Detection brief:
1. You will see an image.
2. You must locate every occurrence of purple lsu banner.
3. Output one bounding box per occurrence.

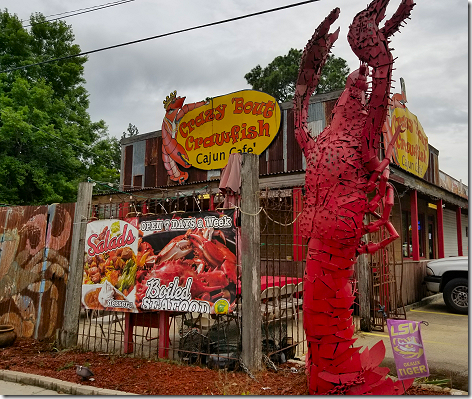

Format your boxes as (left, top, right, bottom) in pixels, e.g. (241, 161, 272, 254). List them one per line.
(387, 319, 430, 380)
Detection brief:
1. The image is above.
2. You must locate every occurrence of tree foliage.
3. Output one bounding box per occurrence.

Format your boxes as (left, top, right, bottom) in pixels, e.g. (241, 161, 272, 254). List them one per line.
(245, 49, 349, 103)
(0, 10, 120, 205)
(121, 123, 139, 139)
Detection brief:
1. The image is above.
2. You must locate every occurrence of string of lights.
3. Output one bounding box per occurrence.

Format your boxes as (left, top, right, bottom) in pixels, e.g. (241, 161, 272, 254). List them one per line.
(87, 177, 211, 202)
(87, 178, 303, 226)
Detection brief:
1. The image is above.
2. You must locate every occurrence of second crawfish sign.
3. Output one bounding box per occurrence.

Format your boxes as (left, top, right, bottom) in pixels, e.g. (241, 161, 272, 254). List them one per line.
(177, 90, 281, 170)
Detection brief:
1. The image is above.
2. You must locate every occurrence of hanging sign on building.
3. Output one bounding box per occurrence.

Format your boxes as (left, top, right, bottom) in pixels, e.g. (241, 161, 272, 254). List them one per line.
(387, 319, 430, 380)
(382, 78, 429, 178)
(81, 210, 237, 315)
(161, 89, 281, 183)
(177, 90, 281, 170)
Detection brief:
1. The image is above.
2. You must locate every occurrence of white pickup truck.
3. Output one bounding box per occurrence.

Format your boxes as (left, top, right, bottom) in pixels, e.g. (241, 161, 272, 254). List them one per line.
(424, 256, 468, 314)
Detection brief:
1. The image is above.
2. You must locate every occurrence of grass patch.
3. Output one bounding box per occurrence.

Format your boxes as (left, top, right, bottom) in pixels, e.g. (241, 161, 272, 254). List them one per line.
(57, 361, 75, 371)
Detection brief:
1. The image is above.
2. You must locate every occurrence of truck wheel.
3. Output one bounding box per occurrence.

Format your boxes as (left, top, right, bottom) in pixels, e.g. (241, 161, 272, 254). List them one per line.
(443, 278, 468, 314)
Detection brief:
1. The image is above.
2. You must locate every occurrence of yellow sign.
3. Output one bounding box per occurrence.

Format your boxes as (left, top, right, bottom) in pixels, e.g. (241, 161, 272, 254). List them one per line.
(390, 107, 429, 178)
(176, 90, 281, 170)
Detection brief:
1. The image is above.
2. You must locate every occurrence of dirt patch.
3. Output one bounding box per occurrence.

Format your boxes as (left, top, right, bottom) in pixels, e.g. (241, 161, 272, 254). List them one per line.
(0, 338, 448, 395)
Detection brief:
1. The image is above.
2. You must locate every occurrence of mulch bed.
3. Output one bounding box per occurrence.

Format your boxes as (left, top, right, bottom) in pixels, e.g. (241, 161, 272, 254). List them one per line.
(0, 338, 449, 395)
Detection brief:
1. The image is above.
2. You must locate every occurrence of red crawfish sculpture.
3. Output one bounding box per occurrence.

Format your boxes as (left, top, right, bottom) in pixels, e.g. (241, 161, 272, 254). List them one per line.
(293, 0, 415, 394)
(162, 91, 206, 183)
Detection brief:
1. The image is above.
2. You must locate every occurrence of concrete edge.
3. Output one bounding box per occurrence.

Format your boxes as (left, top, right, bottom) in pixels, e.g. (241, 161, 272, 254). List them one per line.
(403, 293, 443, 312)
(382, 375, 468, 395)
(0, 369, 138, 395)
(414, 383, 468, 396)
(2, 366, 466, 395)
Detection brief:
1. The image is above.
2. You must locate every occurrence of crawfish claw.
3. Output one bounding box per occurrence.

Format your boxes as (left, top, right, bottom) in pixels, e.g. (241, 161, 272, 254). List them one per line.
(381, 0, 415, 38)
(348, 0, 415, 66)
(296, 8, 340, 99)
(313, 7, 340, 41)
(301, 8, 340, 69)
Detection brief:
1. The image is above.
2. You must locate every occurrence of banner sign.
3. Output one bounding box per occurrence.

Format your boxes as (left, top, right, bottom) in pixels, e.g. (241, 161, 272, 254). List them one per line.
(82, 210, 237, 315)
(382, 82, 429, 178)
(387, 319, 430, 380)
(177, 90, 281, 170)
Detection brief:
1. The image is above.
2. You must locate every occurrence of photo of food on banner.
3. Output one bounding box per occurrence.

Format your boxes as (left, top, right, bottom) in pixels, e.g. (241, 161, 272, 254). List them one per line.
(134, 209, 238, 315)
(82, 219, 140, 312)
(81, 210, 238, 315)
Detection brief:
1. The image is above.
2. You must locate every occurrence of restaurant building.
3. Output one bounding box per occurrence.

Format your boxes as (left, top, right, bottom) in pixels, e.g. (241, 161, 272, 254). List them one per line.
(92, 89, 468, 313)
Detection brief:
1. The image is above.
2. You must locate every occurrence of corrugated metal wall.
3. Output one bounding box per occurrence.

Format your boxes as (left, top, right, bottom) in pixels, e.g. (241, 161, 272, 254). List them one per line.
(443, 209, 459, 257)
(461, 213, 468, 255)
(0, 203, 75, 340)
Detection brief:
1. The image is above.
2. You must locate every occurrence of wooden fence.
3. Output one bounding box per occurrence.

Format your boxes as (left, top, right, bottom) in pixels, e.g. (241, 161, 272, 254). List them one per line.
(394, 260, 430, 305)
(0, 203, 75, 339)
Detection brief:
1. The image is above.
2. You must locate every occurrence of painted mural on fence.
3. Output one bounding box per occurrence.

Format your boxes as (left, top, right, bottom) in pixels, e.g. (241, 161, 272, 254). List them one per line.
(0, 204, 74, 339)
(161, 89, 281, 183)
(387, 319, 430, 380)
(82, 210, 237, 314)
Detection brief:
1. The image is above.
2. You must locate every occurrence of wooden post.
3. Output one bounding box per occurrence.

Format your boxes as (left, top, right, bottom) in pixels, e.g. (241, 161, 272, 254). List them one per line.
(358, 252, 371, 331)
(57, 182, 93, 348)
(240, 153, 262, 372)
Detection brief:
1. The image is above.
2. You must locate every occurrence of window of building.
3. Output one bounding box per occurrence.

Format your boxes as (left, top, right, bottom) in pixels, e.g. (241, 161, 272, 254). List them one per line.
(428, 215, 436, 259)
(402, 211, 425, 258)
(418, 213, 425, 257)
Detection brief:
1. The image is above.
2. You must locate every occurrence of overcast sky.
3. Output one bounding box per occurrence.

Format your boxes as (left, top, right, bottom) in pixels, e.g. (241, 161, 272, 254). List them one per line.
(3, 0, 469, 184)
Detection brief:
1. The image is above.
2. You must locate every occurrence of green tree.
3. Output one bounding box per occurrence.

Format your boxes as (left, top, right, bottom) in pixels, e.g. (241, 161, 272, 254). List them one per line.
(0, 10, 120, 205)
(121, 123, 139, 139)
(245, 49, 349, 103)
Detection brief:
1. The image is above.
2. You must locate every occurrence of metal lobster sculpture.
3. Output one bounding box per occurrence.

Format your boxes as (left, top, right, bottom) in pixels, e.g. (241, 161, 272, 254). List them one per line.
(293, 0, 415, 394)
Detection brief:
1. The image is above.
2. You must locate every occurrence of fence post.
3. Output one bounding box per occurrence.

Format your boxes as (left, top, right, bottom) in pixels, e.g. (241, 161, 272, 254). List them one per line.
(240, 153, 262, 371)
(57, 182, 93, 348)
(358, 253, 372, 331)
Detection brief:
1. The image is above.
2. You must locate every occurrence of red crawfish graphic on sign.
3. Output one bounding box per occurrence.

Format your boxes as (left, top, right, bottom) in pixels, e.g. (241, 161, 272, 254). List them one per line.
(161, 89, 281, 183)
(387, 319, 430, 380)
(82, 210, 237, 315)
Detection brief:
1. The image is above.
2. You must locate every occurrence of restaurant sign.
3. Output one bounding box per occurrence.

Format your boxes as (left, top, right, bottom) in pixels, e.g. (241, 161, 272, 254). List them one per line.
(82, 210, 237, 315)
(382, 80, 429, 178)
(177, 90, 281, 170)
